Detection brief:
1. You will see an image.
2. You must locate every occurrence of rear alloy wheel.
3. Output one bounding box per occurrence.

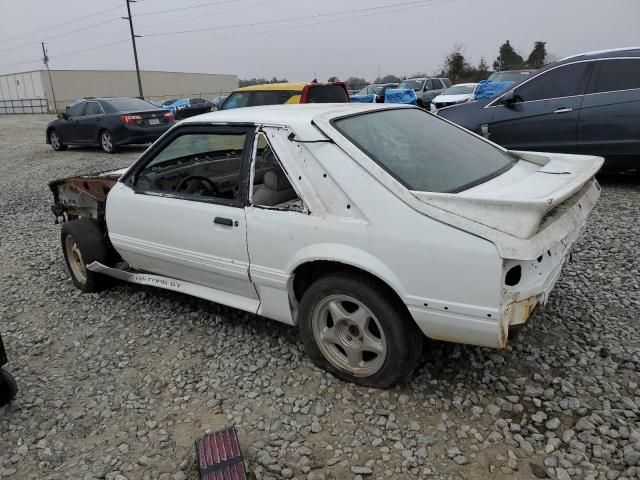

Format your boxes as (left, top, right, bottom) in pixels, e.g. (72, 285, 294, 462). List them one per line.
(299, 273, 423, 388)
(49, 130, 67, 151)
(100, 130, 117, 154)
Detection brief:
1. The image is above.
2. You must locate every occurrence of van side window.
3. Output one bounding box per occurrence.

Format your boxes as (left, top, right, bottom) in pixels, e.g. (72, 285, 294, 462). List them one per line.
(593, 59, 640, 93)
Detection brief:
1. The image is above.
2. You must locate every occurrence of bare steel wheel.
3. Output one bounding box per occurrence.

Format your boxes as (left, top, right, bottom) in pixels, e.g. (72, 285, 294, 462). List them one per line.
(65, 235, 87, 284)
(312, 294, 387, 377)
(299, 272, 423, 388)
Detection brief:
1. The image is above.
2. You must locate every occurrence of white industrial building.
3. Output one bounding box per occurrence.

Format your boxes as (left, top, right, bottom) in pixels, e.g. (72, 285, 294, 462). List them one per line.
(0, 69, 238, 114)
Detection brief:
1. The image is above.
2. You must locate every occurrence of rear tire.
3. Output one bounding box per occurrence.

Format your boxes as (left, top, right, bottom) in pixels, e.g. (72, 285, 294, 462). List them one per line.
(61, 219, 112, 292)
(99, 130, 117, 154)
(299, 273, 423, 389)
(49, 130, 67, 151)
(0, 368, 17, 407)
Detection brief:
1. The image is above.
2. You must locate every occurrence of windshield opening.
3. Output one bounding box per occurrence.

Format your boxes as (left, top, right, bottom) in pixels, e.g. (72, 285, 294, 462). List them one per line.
(332, 108, 515, 193)
(443, 84, 475, 95)
(397, 80, 424, 91)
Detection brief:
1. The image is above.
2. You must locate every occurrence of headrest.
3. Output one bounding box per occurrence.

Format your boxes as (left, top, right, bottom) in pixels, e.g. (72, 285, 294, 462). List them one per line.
(264, 171, 292, 192)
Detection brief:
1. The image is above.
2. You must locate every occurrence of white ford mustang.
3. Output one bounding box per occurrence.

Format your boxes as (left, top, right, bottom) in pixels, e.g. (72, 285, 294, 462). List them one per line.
(49, 103, 602, 388)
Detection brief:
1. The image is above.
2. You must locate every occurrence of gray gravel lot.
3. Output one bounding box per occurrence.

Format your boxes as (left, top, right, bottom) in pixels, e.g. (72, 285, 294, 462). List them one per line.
(0, 114, 639, 480)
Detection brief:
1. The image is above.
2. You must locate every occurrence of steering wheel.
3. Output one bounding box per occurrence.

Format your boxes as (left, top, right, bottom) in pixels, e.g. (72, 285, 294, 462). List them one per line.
(175, 175, 219, 196)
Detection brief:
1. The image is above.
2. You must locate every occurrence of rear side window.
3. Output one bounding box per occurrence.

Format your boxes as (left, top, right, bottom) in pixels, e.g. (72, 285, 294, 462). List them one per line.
(84, 102, 103, 115)
(333, 108, 514, 193)
(515, 62, 592, 102)
(251, 90, 299, 106)
(305, 85, 349, 103)
(593, 59, 640, 93)
(429, 79, 443, 89)
(221, 92, 251, 110)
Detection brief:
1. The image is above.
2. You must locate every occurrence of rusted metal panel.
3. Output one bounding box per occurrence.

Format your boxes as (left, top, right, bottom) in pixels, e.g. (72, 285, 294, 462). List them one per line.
(49, 170, 123, 221)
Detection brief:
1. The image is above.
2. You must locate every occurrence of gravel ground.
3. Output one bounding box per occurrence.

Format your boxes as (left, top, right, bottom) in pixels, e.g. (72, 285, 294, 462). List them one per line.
(0, 114, 639, 480)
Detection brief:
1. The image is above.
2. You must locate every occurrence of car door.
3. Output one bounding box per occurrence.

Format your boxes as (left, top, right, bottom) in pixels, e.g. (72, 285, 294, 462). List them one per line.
(487, 61, 594, 152)
(60, 100, 87, 143)
(423, 79, 442, 104)
(577, 58, 640, 162)
(106, 124, 258, 301)
(75, 101, 104, 143)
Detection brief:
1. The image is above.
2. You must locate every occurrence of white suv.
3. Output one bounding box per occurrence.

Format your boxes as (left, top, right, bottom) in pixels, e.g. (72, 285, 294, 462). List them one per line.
(50, 104, 602, 388)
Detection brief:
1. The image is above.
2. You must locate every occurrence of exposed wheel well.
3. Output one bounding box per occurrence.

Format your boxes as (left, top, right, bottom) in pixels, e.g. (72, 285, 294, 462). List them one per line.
(292, 260, 407, 313)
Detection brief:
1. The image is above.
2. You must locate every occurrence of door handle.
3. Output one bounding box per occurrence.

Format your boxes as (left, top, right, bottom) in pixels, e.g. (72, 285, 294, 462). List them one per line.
(553, 107, 573, 114)
(214, 217, 233, 227)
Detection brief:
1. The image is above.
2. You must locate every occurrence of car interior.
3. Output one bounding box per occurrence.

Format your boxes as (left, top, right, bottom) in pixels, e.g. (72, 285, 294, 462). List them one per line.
(135, 132, 302, 209)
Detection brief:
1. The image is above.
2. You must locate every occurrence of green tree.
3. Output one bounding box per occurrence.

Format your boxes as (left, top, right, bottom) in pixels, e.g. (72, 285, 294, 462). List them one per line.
(345, 76, 368, 90)
(493, 40, 524, 70)
(374, 74, 402, 84)
(526, 41, 547, 69)
(443, 45, 471, 82)
(238, 77, 288, 87)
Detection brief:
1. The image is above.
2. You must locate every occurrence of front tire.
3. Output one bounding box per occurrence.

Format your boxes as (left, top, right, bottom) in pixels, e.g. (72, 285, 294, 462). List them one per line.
(49, 130, 67, 151)
(0, 368, 17, 407)
(299, 273, 423, 389)
(61, 219, 112, 292)
(99, 130, 117, 154)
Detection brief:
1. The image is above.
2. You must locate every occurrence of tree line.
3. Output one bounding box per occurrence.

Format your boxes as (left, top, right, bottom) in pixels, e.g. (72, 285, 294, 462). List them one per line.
(239, 41, 549, 90)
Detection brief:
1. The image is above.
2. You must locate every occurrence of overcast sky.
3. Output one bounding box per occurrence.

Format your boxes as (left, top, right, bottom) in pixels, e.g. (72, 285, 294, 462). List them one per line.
(1, 0, 639, 81)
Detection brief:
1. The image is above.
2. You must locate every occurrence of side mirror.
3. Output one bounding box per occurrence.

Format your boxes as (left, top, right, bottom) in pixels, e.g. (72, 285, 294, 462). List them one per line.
(57, 112, 68, 120)
(501, 90, 519, 106)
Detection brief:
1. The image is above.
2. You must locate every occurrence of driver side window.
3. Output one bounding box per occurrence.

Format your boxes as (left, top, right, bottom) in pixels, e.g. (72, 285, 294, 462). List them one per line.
(135, 130, 248, 204)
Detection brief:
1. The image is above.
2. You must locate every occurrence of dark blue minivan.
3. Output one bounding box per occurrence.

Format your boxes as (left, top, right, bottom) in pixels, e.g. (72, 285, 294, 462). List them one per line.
(438, 48, 640, 172)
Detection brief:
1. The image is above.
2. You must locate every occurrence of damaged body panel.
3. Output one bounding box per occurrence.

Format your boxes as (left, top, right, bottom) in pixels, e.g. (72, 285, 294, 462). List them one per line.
(50, 104, 602, 386)
(49, 169, 126, 222)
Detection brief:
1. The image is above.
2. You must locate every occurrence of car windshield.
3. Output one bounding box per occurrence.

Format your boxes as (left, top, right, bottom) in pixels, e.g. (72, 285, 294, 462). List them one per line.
(107, 98, 158, 111)
(332, 108, 515, 193)
(443, 84, 475, 95)
(397, 80, 424, 91)
(190, 98, 205, 104)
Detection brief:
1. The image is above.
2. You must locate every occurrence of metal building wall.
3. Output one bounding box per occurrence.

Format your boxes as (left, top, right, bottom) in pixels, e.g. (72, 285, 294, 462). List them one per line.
(0, 71, 47, 113)
(0, 70, 238, 113)
(44, 70, 238, 112)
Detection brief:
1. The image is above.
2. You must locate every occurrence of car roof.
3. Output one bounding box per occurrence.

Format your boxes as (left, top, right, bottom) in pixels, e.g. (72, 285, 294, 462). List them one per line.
(234, 82, 344, 92)
(448, 82, 477, 87)
(181, 103, 408, 137)
(558, 46, 640, 62)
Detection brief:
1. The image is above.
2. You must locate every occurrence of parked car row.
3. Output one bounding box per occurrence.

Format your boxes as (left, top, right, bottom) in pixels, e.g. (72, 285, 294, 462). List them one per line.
(438, 47, 640, 171)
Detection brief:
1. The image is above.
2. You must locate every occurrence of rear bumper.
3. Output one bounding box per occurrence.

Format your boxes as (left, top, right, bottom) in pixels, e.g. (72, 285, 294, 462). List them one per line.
(113, 124, 171, 146)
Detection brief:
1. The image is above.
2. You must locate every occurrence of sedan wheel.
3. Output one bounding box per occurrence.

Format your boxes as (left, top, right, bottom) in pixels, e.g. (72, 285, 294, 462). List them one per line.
(64, 235, 88, 285)
(49, 130, 67, 151)
(100, 131, 116, 154)
(312, 294, 387, 377)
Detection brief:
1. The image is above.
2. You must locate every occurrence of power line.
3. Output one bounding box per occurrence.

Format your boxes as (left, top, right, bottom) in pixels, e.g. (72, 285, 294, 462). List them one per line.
(0, 39, 130, 70)
(0, 19, 121, 54)
(141, 0, 436, 37)
(137, 0, 285, 30)
(135, 0, 243, 17)
(0, 5, 123, 45)
(139, 0, 454, 52)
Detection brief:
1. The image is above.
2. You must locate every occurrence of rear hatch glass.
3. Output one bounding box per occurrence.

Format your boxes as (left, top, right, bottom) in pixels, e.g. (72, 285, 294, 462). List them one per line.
(306, 85, 349, 103)
(332, 108, 515, 193)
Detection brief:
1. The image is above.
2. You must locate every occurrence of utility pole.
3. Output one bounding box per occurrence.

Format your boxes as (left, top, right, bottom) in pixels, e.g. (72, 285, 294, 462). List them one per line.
(41, 42, 58, 113)
(123, 0, 144, 98)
